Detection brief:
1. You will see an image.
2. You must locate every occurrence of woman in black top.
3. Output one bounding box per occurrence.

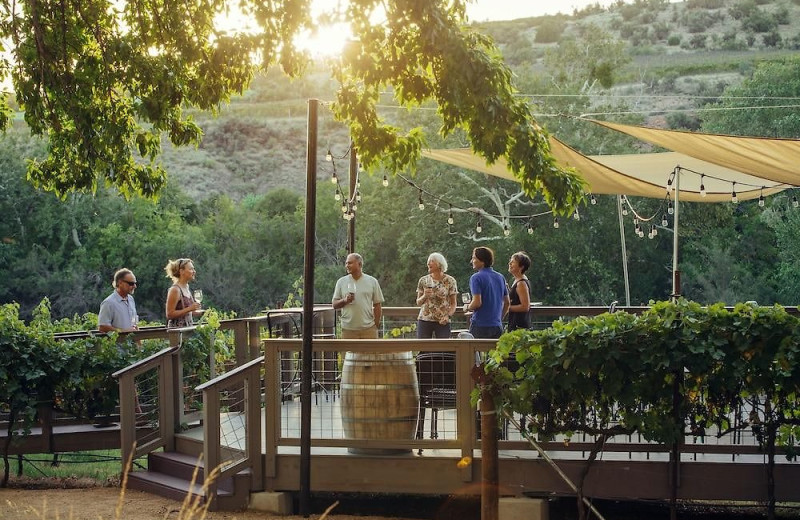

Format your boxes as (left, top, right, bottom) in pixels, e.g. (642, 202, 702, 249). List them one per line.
(506, 251, 532, 331)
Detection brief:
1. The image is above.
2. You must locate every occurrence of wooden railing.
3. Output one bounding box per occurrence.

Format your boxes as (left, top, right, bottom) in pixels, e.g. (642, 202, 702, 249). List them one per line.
(196, 355, 265, 496)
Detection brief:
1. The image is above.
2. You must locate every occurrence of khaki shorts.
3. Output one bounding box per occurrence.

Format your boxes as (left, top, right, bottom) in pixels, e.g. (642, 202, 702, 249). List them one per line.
(341, 326, 379, 339)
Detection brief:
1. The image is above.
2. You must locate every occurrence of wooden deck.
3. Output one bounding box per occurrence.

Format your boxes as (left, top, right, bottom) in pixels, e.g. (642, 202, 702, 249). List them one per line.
(8, 306, 800, 509)
(163, 396, 800, 503)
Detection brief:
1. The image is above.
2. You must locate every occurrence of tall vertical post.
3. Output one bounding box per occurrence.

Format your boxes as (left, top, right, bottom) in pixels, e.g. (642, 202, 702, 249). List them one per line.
(300, 98, 318, 516)
(616, 195, 631, 307)
(348, 142, 357, 254)
(672, 168, 681, 300)
(480, 389, 499, 520)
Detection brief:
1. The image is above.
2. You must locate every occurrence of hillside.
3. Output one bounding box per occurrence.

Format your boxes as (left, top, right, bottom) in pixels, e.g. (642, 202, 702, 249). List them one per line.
(159, 0, 800, 201)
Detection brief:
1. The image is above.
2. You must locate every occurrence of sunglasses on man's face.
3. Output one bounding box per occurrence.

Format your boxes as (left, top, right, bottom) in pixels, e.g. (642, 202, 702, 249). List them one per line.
(122, 280, 138, 286)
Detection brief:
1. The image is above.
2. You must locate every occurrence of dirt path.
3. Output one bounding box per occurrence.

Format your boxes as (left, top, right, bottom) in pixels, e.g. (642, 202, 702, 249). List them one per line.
(0, 486, 422, 520)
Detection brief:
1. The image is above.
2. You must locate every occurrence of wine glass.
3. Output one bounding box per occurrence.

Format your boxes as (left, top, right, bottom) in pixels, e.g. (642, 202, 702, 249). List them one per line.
(346, 282, 356, 298)
(193, 289, 203, 303)
(461, 292, 472, 305)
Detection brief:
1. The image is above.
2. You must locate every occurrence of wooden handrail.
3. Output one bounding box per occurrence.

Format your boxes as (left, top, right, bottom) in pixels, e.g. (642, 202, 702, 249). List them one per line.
(197, 355, 265, 497)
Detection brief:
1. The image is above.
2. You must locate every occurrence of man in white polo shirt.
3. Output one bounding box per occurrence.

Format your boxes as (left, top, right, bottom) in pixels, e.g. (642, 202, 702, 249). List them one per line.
(98, 268, 139, 333)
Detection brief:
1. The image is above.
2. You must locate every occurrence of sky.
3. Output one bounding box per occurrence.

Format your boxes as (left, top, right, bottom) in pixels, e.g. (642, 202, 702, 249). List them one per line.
(465, 0, 615, 21)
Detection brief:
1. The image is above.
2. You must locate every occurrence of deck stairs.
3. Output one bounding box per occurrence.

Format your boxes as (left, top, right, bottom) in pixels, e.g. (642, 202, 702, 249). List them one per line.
(126, 428, 252, 511)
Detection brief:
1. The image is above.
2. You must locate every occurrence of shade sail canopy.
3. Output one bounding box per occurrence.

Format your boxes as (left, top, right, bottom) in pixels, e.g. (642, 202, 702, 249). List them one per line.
(422, 135, 787, 202)
(589, 119, 800, 186)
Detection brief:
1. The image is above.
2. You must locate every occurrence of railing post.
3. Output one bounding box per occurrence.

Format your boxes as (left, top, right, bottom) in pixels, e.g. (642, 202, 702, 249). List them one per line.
(169, 330, 185, 430)
(118, 373, 137, 465)
(456, 341, 476, 482)
(247, 364, 264, 491)
(161, 351, 176, 451)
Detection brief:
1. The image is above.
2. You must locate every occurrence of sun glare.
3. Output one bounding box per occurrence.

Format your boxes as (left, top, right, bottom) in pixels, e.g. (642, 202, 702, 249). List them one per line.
(294, 22, 352, 58)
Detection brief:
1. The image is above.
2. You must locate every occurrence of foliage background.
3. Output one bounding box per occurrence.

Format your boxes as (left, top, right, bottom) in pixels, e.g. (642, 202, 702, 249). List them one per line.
(1, 0, 800, 321)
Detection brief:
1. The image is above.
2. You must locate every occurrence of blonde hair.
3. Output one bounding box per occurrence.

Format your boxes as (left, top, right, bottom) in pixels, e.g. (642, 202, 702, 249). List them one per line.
(164, 258, 192, 282)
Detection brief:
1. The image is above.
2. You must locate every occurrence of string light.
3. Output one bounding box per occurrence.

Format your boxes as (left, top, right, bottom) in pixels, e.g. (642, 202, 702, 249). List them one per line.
(666, 172, 674, 193)
(340, 201, 348, 213)
(476, 216, 482, 234)
(700, 175, 706, 197)
(553, 218, 559, 229)
(758, 187, 765, 207)
(334, 188, 341, 201)
(667, 201, 674, 215)
(325, 150, 332, 162)
(503, 223, 510, 236)
(648, 225, 655, 239)
(731, 182, 738, 204)
(356, 190, 362, 203)
(418, 189, 425, 210)
(331, 170, 338, 184)
(573, 209, 580, 221)
(794, 193, 799, 208)
(382, 174, 389, 187)
(527, 221, 534, 235)
(621, 198, 629, 216)
(447, 205, 454, 225)
(590, 194, 597, 205)
(662, 215, 668, 227)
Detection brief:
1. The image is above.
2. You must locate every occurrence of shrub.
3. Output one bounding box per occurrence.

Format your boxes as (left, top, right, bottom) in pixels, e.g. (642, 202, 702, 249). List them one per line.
(763, 31, 783, 47)
(534, 19, 566, 43)
(667, 34, 682, 45)
(741, 9, 778, 32)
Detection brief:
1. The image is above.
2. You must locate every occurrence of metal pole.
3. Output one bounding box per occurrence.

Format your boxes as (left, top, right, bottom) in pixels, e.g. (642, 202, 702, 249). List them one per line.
(300, 98, 318, 516)
(617, 195, 631, 307)
(348, 142, 357, 254)
(480, 391, 499, 520)
(672, 168, 681, 299)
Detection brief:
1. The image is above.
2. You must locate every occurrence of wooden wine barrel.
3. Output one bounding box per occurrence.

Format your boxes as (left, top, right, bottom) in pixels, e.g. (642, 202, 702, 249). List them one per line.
(340, 351, 420, 454)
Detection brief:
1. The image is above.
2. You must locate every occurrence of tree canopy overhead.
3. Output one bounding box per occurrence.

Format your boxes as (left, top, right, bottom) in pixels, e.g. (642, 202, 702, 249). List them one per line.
(0, 0, 584, 213)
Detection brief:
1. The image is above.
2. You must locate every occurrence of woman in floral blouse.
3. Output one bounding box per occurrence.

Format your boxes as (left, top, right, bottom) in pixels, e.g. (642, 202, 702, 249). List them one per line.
(415, 252, 458, 338)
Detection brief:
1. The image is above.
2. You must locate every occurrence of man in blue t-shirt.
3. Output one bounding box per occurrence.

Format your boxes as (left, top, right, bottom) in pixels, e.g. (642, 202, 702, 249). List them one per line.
(463, 246, 510, 339)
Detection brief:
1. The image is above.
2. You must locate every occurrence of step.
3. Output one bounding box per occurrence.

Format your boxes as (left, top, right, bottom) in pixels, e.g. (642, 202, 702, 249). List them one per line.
(148, 451, 250, 493)
(127, 470, 211, 503)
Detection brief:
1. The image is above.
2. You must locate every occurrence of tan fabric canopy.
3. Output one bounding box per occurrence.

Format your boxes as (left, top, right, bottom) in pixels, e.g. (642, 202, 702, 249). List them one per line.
(589, 119, 800, 187)
(422, 135, 787, 202)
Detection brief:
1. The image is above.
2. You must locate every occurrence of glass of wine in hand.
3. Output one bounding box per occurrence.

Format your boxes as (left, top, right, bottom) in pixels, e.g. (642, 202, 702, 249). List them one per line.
(461, 292, 472, 305)
(193, 290, 203, 304)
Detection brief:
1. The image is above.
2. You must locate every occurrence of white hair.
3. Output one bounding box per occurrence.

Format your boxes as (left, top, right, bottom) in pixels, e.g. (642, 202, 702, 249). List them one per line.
(427, 252, 448, 273)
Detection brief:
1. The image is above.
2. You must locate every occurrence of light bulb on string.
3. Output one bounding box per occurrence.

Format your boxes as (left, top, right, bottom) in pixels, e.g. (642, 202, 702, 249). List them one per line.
(666, 176, 673, 193)
(476, 216, 482, 234)
(418, 190, 425, 210)
(356, 190, 362, 203)
(662, 215, 668, 227)
(503, 223, 510, 237)
(331, 171, 338, 184)
(648, 225, 655, 239)
(341, 201, 348, 213)
(667, 201, 674, 215)
(652, 225, 658, 237)
(325, 150, 332, 162)
(334, 188, 341, 201)
(382, 174, 389, 187)
(758, 187, 765, 207)
(590, 194, 597, 205)
(352, 201, 358, 212)
(699, 175, 706, 197)
(553, 218, 559, 229)
(731, 182, 738, 204)
(527, 221, 534, 235)
(573, 209, 580, 221)
(621, 198, 629, 216)
(447, 206, 454, 225)
(793, 193, 799, 208)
